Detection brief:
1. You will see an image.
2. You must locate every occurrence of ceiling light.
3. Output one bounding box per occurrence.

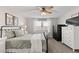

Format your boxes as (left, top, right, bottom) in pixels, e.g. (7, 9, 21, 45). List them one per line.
(40, 6, 53, 15)
(41, 12, 47, 15)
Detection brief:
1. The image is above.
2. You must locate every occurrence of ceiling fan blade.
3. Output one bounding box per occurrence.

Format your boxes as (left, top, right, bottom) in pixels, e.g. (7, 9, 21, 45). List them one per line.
(27, 6, 56, 15)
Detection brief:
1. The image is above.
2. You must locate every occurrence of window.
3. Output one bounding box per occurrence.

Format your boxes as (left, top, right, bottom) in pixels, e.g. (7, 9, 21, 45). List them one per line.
(33, 20, 51, 33)
(34, 21, 41, 26)
(43, 20, 50, 26)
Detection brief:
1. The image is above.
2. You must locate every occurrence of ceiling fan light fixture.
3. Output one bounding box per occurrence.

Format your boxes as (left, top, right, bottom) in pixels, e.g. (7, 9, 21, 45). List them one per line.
(41, 12, 47, 15)
(40, 6, 54, 15)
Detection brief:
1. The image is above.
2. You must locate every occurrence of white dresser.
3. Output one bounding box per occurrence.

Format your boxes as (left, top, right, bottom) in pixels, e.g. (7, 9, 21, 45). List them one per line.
(62, 25, 79, 52)
(0, 38, 6, 53)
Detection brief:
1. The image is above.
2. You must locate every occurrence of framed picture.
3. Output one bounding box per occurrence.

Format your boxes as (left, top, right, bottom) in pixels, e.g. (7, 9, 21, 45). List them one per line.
(14, 16, 18, 26)
(5, 13, 14, 25)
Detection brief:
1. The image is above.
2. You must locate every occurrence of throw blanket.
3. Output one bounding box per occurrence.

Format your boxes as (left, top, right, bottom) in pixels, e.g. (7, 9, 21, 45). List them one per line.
(6, 40, 31, 49)
(31, 40, 42, 53)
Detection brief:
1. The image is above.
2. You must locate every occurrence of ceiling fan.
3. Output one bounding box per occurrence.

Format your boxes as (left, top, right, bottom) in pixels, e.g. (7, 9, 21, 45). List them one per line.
(36, 6, 54, 15)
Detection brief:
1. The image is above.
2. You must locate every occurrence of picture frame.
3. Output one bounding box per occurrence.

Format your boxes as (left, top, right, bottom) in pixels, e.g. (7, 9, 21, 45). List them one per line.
(5, 13, 14, 25)
(14, 16, 18, 26)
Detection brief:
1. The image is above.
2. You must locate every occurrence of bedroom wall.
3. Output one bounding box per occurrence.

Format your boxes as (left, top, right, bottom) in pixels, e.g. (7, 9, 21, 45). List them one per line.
(49, 18, 57, 37)
(0, 11, 26, 27)
(0, 12, 5, 26)
(57, 7, 79, 24)
(25, 18, 33, 33)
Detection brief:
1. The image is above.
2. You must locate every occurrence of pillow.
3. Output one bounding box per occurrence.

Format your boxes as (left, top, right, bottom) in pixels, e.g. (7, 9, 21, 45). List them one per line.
(2, 30, 7, 38)
(5, 31, 15, 39)
(14, 30, 24, 37)
(12, 31, 16, 37)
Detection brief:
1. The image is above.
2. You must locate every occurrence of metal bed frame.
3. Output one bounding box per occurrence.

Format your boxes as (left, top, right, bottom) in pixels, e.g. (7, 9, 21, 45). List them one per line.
(43, 32, 48, 53)
(0, 25, 21, 38)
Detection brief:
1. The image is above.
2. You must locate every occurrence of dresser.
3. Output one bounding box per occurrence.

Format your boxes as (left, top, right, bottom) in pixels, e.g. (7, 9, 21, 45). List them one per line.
(53, 24, 66, 41)
(62, 25, 79, 52)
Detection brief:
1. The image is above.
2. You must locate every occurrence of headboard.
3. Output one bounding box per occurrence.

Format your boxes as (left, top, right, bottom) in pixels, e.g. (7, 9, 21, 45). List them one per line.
(0, 25, 21, 38)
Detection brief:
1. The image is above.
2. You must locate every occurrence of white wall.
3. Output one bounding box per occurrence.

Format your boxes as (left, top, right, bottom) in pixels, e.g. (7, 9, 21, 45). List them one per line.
(0, 10, 26, 27)
(0, 12, 5, 26)
(58, 7, 79, 24)
(49, 18, 57, 37)
(25, 18, 33, 33)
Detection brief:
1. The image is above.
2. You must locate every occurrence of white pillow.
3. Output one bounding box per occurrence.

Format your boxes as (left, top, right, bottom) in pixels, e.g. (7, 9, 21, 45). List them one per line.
(2, 31, 6, 38)
(14, 30, 24, 37)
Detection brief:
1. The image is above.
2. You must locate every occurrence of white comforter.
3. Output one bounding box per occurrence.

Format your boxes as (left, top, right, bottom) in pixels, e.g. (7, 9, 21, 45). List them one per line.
(30, 34, 45, 53)
(7, 33, 45, 40)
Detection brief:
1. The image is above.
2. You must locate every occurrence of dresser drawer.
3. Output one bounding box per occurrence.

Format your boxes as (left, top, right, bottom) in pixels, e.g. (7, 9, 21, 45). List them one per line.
(64, 39, 73, 48)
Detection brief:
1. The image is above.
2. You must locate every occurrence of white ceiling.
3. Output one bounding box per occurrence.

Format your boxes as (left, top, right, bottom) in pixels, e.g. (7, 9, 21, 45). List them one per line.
(0, 6, 78, 18)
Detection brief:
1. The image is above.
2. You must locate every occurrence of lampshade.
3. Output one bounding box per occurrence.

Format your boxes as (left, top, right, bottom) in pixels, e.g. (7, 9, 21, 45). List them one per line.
(21, 25, 27, 31)
(41, 12, 47, 15)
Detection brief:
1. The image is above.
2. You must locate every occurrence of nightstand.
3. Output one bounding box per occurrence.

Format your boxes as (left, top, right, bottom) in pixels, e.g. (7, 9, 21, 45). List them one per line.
(0, 38, 6, 53)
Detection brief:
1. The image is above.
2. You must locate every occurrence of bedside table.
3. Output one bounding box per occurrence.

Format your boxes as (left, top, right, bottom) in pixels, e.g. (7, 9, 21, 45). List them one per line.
(0, 38, 6, 53)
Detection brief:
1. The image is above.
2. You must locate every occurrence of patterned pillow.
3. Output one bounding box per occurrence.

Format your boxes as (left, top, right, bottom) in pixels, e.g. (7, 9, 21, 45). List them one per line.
(5, 31, 15, 39)
(12, 31, 16, 37)
(14, 30, 24, 37)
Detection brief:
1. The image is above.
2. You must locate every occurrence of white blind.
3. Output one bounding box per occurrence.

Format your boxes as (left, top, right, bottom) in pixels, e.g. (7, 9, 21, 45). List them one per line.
(34, 21, 41, 26)
(43, 20, 50, 26)
(33, 20, 51, 33)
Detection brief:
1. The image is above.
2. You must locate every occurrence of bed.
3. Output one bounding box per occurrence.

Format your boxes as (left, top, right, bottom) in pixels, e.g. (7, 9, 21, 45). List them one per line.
(0, 26, 48, 53)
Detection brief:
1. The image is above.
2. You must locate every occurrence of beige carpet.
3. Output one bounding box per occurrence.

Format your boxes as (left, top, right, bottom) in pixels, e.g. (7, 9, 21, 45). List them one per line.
(48, 38, 79, 53)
